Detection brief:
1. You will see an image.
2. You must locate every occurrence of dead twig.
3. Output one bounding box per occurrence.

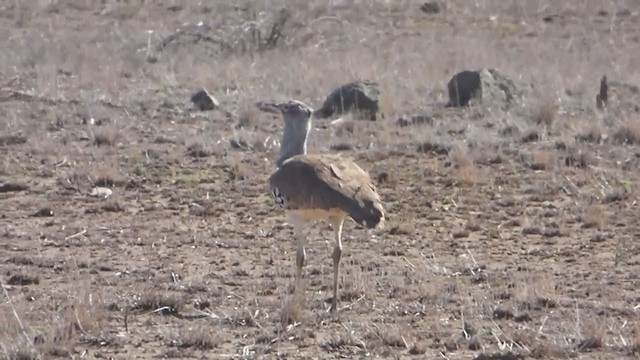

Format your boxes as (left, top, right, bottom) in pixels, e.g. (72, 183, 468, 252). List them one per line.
(65, 229, 87, 241)
(1, 278, 34, 347)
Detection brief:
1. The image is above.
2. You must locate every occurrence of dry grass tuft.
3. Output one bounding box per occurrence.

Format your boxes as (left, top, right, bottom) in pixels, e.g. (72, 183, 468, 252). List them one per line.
(631, 328, 640, 353)
(280, 293, 305, 326)
(236, 107, 262, 129)
(529, 150, 555, 171)
(416, 140, 450, 155)
(612, 120, 640, 144)
(170, 326, 220, 350)
(576, 123, 604, 143)
(365, 326, 408, 351)
(580, 205, 608, 229)
(101, 198, 125, 213)
(132, 290, 184, 315)
(565, 150, 597, 168)
(1, 282, 111, 358)
(449, 145, 480, 185)
(92, 126, 119, 147)
(388, 222, 413, 235)
(321, 323, 367, 356)
(531, 97, 558, 127)
(186, 140, 215, 158)
(576, 321, 606, 352)
(456, 164, 480, 185)
(338, 266, 370, 305)
(520, 128, 541, 143)
(91, 164, 124, 188)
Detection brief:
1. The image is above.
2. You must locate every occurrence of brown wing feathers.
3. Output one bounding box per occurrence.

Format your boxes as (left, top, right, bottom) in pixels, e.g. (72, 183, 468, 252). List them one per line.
(270, 154, 384, 229)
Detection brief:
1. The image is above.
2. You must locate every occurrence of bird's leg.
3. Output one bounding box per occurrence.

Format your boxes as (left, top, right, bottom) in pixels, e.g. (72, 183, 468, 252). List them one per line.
(292, 218, 306, 293)
(328, 216, 344, 313)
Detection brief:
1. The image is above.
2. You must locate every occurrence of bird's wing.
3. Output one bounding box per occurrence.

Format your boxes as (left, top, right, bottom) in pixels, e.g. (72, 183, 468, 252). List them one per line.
(269, 154, 384, 228)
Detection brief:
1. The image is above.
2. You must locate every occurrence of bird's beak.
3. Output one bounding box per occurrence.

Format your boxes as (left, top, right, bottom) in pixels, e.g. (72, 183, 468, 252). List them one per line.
(255, 101, 281, 114)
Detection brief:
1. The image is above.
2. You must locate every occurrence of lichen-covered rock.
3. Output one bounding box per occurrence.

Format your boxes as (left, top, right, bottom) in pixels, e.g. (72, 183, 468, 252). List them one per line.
(314, 80, 382, 121)
(446, 69, 516, 107)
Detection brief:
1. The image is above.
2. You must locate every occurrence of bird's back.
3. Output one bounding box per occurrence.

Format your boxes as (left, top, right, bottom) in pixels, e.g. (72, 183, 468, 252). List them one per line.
(269, 154, 384, 229)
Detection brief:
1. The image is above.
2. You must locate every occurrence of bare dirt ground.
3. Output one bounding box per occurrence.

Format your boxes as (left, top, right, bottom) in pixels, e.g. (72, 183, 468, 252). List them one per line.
(1, 1, 640, 359)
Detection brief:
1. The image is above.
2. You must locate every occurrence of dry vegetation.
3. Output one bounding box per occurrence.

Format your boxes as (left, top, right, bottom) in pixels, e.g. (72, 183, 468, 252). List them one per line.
(1, 1, 640, 359)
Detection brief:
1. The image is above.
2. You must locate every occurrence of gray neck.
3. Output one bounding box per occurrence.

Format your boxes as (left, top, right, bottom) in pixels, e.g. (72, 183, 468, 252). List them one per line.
(276, 120, 311, 168)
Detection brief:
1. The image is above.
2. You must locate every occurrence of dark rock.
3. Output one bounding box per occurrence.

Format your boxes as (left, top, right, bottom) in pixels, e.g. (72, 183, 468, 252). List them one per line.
(0, 182, 28, 193)
(32, 207, 54, 217)
(421, 2, 440, 14)
(191, 89, 219, 111)
(314, 80, 382, 121)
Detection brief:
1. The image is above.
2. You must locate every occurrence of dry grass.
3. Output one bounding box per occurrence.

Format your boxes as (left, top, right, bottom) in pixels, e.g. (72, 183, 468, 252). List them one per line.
(92, 126, 120, 147)
(612, 119, 640, 144)
(529, 149, 555, 171)
(580, 204, 609, 229)
(1, 0, 640, 359)
(531, 96, 558, 128)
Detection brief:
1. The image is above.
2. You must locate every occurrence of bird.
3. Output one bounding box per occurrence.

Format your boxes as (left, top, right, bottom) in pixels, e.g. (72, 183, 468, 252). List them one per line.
(268, 100, 385, 313)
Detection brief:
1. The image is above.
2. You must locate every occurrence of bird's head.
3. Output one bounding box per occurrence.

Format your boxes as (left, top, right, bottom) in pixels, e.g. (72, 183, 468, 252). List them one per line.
(277, 100, 313, 121)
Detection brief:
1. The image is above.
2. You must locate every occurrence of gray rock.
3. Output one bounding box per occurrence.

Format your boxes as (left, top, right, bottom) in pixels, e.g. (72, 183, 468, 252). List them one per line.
(421, 2, 441, 14)
(446, 69, 516, 107)
(314, 80, 382, 121)
(191, 89, 219, 111)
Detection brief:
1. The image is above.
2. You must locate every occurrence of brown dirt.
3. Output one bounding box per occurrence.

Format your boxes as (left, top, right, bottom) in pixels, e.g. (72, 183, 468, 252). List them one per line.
(1, 1, 640, 359)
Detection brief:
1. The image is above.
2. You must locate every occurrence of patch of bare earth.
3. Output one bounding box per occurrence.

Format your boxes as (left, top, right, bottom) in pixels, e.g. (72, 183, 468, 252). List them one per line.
(1, 1, 640, 359)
